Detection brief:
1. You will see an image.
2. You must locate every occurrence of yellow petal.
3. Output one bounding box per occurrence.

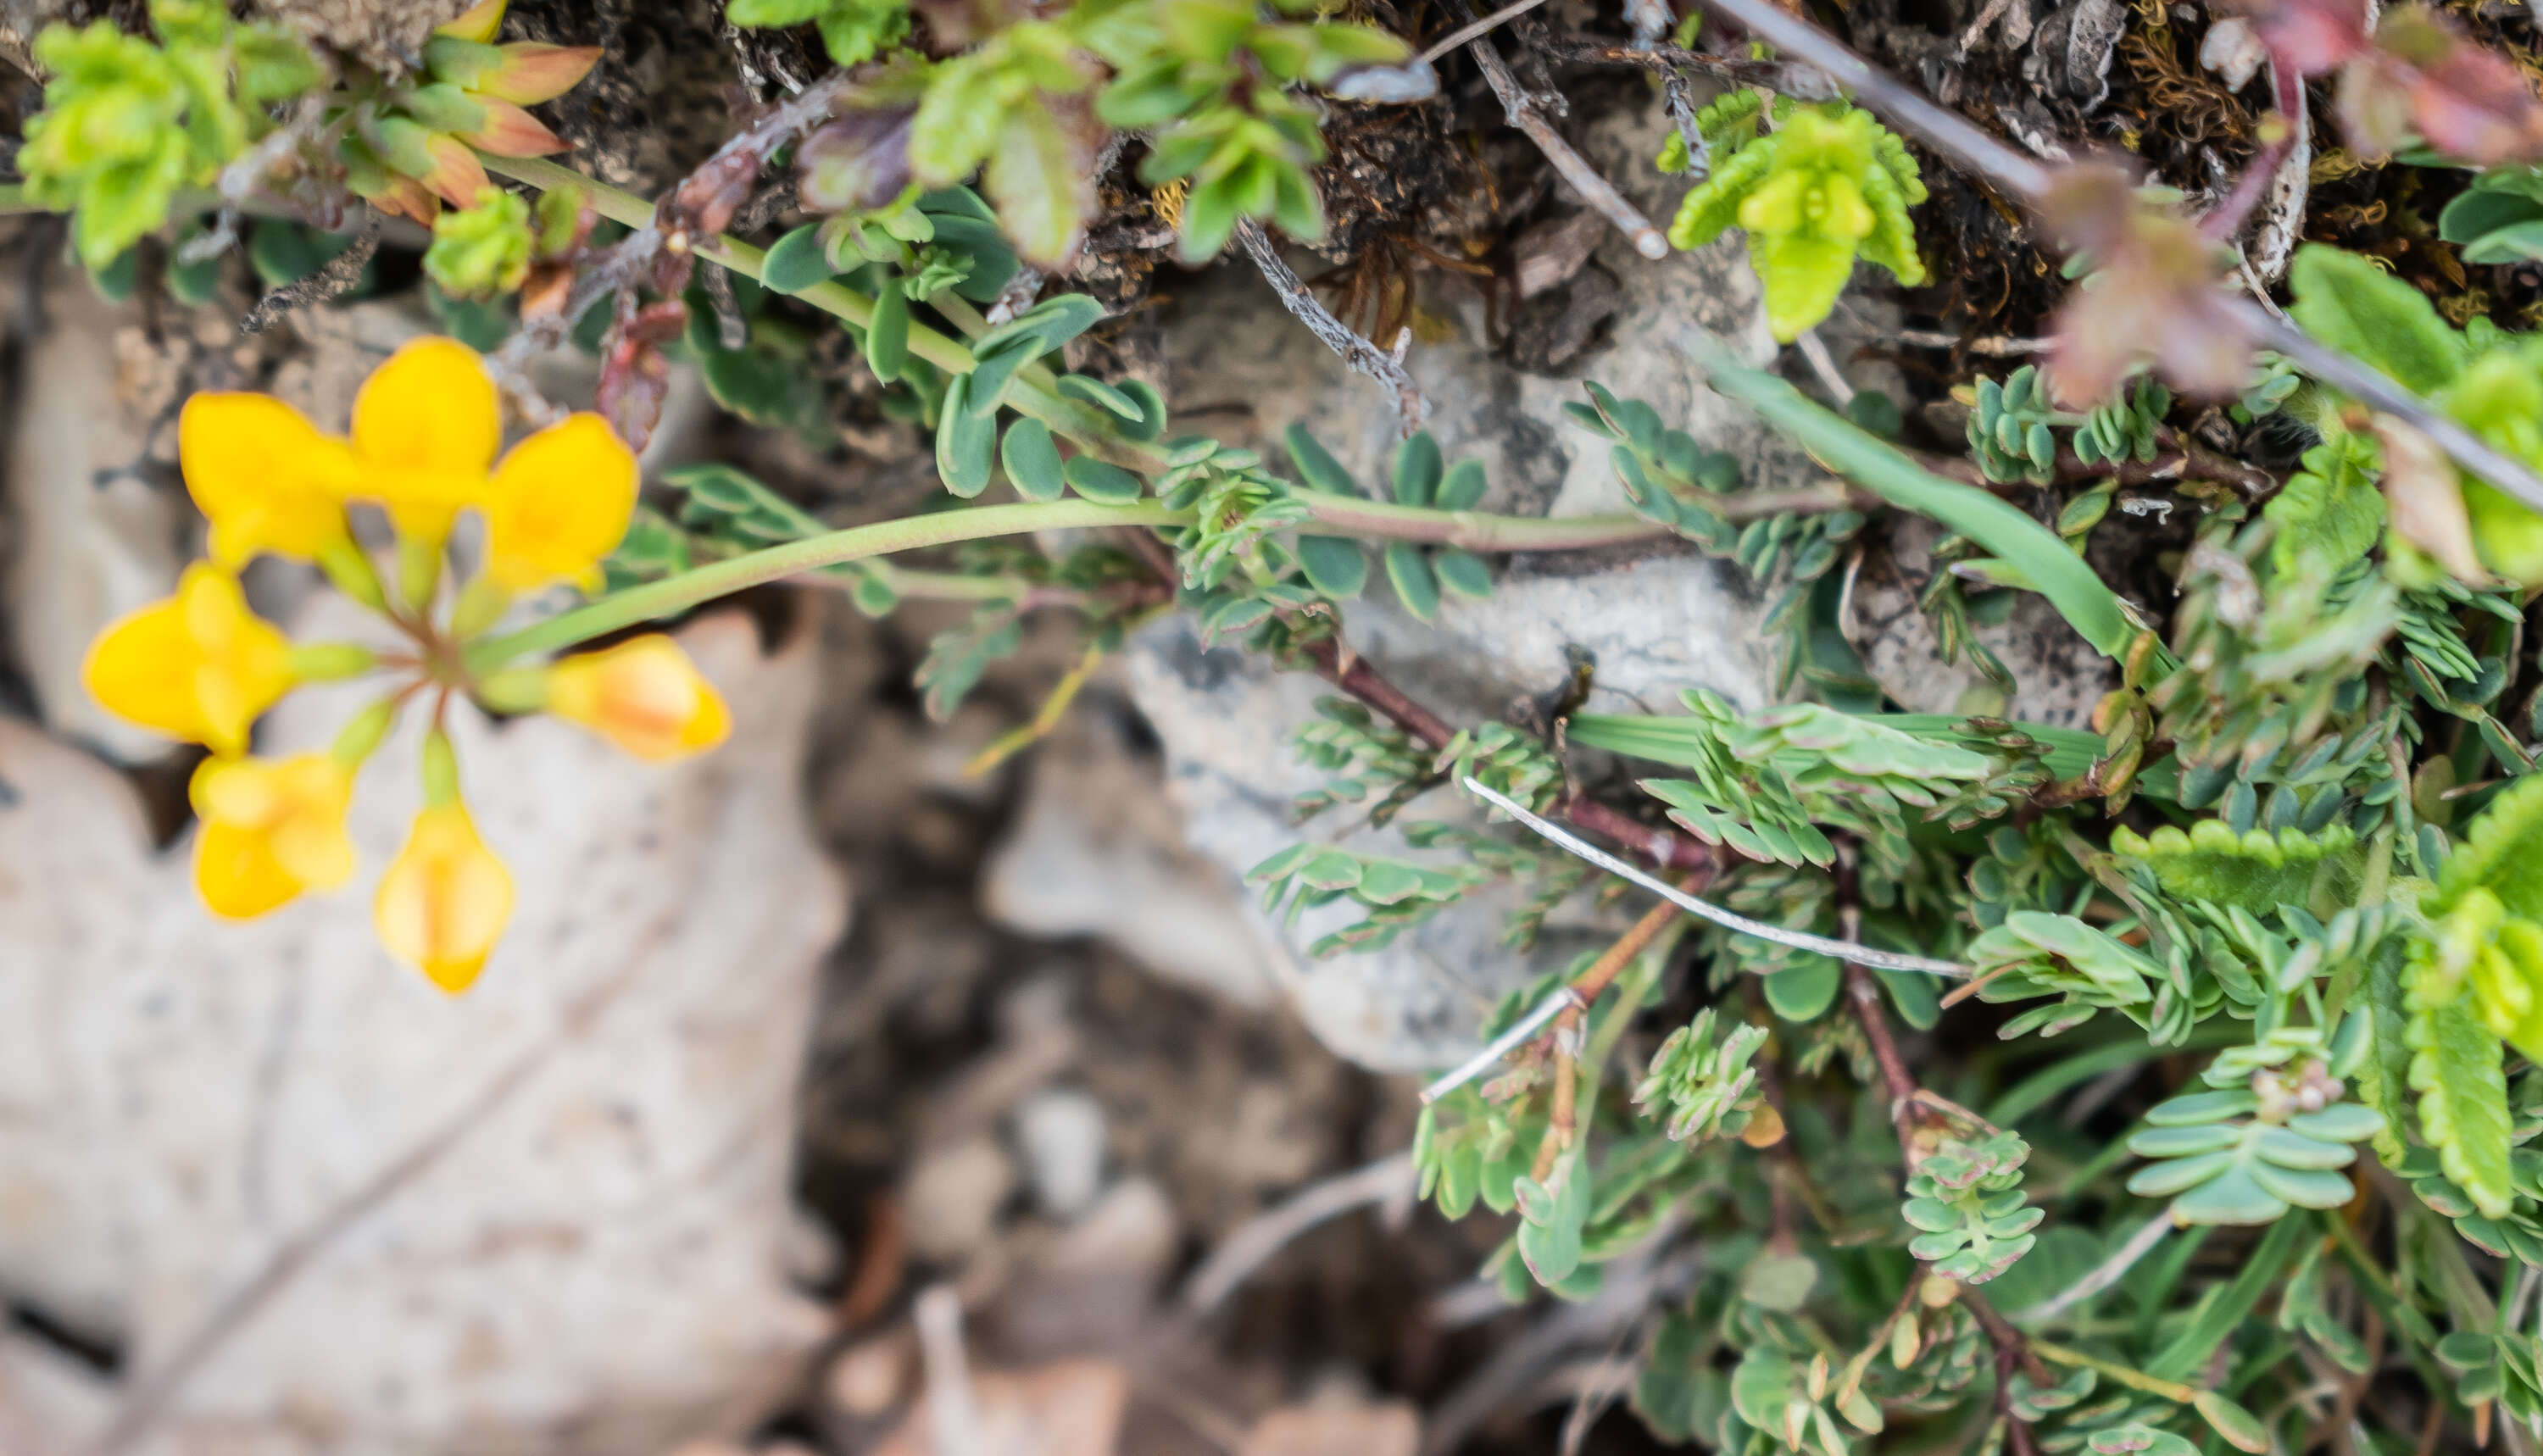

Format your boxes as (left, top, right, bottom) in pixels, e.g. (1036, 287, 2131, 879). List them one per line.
(186, 753, 357, 917)
(375, 804, 514, 993)
(437, 0, 507, 42)
(481, 413, 638, 592)
(82, 564, 294, 754)
(181, 393, 359, 568)
(350, 337, 500, 538)
(546, 635, 732, 762)
(84, 593, 206, 744)
(195, 820, 303, 919)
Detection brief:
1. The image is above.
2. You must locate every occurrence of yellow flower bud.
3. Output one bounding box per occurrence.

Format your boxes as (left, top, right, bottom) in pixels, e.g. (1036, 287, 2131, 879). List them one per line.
(189, 754, 358, 919)
(375, 803, 514, 994)
(545, 635, 731, 762)
(81, 564, 296, 756)
(481, 413, 638, 593)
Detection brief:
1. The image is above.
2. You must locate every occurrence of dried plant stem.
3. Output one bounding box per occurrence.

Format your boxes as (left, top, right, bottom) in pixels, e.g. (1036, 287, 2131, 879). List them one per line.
(1236, 220, 1430, 432)
(1689, 0, 2543, 514)
(1443, 0, 1670, 259)
(1417, 0, 1558, 67)
(1530, 894, 1686, 1179)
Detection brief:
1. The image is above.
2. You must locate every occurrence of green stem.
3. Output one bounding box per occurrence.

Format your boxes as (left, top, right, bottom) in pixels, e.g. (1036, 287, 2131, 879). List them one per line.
(1292, 491, 1667, 550)
(465, 499, 1186, 671)
(2024, 1338, 2199, 1404)
(481, 153, 1673, 546)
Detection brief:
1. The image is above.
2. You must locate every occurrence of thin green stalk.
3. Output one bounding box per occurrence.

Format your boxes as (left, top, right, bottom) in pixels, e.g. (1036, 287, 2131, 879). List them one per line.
(1293, 490, 1669, 550)
(2025, 1338, 2200, 1403)
(465, 499, 1185, 670)
(482, 152, 1671, 546)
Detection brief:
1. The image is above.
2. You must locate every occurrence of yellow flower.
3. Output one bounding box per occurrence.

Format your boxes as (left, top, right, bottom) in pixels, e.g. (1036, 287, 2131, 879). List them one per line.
(82, 564, 295, 755)
(481, 411, 639, 592)
(347, 338, 638, 572)
(546, 635, 731, 761)
(189, 754, 358, 919)
(181, 392, 360, 568)
(349, 336, 505, 541)
(375, 803, 514, 993)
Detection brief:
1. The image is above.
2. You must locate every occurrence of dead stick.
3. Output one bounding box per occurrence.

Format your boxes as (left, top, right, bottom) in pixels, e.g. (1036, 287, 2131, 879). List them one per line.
(1443, 0, 1669, 260)
(1531, 893, 1687, 1180)
(1236, 220, 1429, 433)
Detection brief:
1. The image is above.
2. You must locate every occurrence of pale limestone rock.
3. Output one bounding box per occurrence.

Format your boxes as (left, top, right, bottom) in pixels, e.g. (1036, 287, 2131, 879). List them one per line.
(0, 610, 843, 1455)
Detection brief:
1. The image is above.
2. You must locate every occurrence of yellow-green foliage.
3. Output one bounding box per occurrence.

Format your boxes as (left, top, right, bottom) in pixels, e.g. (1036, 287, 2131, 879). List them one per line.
(1665, 101, 1927, 342)
(2109, 820, 2362, 919)
(19, 0, 318, 270)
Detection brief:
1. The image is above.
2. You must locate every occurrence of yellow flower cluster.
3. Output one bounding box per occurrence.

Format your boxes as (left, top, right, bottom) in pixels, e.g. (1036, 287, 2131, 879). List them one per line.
(81, 337, 727, 993)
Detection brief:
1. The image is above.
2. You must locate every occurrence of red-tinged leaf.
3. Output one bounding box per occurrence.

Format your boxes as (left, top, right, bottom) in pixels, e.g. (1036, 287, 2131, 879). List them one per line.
(362, 174, 441, 225)
(419, 133, 492, 209)
(2373, 413, 2490, 582)
(2405, 35, 2543, 164)
(982, 98, 1099, 269)
(598, 301, 686, 453)
(473, 42, 603, 105)
(666, 151, 762, 242)
(458, 99, 569, 158)
(2333, 7, 2543, 164)
(519, 261, 575, 323)
(797, 108, 918, 213)
(2238, 0, 2370, 75)
(2043, 164, 2251, 406)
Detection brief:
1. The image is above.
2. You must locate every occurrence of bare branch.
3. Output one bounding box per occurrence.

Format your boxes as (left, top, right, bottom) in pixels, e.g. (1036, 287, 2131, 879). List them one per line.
(1237, 220, 1429, 432)
(238, 214, 380, 335)
(1443, 0, 1671, 260)
(1417, 0, 1557, 67)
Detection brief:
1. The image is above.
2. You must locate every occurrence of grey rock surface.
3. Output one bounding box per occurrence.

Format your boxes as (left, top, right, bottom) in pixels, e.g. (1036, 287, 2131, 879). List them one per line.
(1120, 92, 2110, 1070)
(0, 611, 843, 1455)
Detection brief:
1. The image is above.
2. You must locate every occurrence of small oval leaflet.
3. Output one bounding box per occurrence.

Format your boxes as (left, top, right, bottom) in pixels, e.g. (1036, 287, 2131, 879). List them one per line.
(1063, 455, 1144, 504)
(1384, 541, 1439, 620)
(934, 375, 994, 497)
(1433, 547, 1493, 599)
(760, 223, 837, 294)
(1286, 423, 1361, 496)
(1056, 373, 1143, 420)
(1295, 534, 1368, 598)
(865, 277, 910, 382)
(1000, 418, 1065, 502)
(1392, 431, 1443, 506)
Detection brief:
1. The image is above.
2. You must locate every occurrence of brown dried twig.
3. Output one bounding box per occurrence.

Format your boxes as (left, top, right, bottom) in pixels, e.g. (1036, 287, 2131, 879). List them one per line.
(1441, 0, 1671, 260)
(1236, 220, 1430, 434)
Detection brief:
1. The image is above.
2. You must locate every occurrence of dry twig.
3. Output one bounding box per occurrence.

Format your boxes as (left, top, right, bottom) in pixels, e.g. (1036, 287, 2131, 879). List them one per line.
(1441, 0, 1670, 260)
(1236, 220, 1430, 433)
